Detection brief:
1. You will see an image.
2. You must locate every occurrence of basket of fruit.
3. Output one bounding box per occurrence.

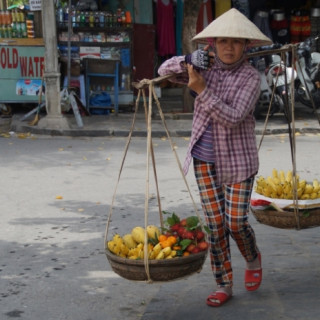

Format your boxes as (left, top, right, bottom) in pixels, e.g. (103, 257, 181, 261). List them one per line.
(105, 212, 209, 281)
(251, 169, 320, 229)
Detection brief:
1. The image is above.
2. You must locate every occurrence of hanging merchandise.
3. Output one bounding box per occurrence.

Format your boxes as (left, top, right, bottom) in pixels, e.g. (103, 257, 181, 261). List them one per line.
(310, 7, 320, 37)
(270, 10, 290, 44)
(175, 0, 183, 55)
(290, 10, 311, 44)
(310, 7, 320, 52)
(196, 0, 213, 34)
(232, 0, 250, 18)
(156, 0, 176, 57)
(215, 0, 231, 18)
(253, 10, 273, 42)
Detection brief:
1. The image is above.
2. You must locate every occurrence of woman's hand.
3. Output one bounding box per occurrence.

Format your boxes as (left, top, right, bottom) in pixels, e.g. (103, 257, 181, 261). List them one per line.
(187, 64, 206, 95)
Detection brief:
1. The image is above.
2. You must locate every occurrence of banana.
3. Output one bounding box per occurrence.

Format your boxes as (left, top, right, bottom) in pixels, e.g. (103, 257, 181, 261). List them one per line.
(120, 243, 129, 257)
(310, 192, 318, 200)
(279, 170, 286, 183)
(155, 251, 165, 260)
(286, 170, 292, 183)
(161, 247, 172, 257)
(149, 243, 162, 259)
(297, 187, 304, 198)
(170, 250, 177, 258)
(273, 177, 281, 185)
(267, 176, 277, 193)
(272, 168, 278, 179)
(313, 179, 320, 193)
(304, 184, 314, 194)
(263, 186, 272, 197)
(299, 180, 306, 190)
(276, 184, 283, 196)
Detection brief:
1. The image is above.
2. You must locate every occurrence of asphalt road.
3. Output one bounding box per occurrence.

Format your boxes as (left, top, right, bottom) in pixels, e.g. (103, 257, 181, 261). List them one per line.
(0, 133, 319, 320)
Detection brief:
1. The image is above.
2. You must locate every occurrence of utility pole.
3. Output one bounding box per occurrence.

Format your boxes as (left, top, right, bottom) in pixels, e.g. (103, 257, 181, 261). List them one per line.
(38, 0, 70, 129)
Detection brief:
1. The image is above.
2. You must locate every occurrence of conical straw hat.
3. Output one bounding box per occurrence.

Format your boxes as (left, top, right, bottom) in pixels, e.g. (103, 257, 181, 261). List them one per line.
(193, 8, 273, 47)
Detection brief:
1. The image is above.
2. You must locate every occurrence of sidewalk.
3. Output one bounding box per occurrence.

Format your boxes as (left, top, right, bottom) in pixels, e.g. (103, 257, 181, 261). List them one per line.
(1, 101, 320, 137)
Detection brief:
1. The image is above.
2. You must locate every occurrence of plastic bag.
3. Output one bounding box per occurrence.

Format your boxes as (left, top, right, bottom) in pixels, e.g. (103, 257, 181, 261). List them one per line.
(60, 88, 71, 112)
(89, 92, 111, 107)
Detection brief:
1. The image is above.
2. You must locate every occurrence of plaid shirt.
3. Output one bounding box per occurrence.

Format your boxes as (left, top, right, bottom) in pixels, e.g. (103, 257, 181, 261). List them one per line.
(158, 56, 261, 184)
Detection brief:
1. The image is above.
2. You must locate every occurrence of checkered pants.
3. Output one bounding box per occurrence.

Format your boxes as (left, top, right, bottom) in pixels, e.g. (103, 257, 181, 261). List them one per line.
(193, 159, 259, 288)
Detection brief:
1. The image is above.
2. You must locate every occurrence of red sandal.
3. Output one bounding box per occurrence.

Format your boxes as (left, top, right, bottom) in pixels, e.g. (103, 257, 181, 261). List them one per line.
(206, 291, 232, 307)
(245, 253, 262, 291)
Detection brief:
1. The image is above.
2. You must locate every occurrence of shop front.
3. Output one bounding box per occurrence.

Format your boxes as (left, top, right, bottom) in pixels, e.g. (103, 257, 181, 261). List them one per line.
(1, 0, 320, 117)
(0, 1, 44, 107)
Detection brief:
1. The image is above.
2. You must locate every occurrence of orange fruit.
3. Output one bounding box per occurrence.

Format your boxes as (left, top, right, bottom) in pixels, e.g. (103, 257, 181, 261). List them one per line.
(158, 234, 167, 242)
(183, 251, 190, 257)
(167, 235, 177, 245)
(160, 240, 171, 249)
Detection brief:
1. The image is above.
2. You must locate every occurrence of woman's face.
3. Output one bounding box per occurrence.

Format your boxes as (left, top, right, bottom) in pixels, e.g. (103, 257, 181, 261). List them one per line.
(215, 37, 247, 64)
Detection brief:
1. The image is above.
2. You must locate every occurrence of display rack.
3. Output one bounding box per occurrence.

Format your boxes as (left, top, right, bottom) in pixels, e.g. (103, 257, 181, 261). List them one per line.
(57, 23, 134, 111)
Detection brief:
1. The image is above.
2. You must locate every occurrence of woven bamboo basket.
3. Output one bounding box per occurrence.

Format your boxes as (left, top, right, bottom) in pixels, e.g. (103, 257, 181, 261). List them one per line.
(250, 206, 320, 229)
(105, 248, 207, 282)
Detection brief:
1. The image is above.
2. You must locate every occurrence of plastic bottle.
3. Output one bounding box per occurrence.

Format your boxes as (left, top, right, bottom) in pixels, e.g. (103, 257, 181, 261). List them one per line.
(64, 6, 69, 26)
(125, 11, 132, 25)
(19, 11, 25, 24)
(76, 10, 81, 27)
(2, 24, 8, 38)
(71, 8, 76, 27)
(94, 12, 100, 27)
(16, 21, 21, 38)
(85, 12, 90, 27)
(99, 12, 105, 28)
(11, 22, 16, 38)
(80, 11, 85, 27)
(89, 11, 94, 27)
(20, 14, 27, 38)
(7, 24, 12, 38)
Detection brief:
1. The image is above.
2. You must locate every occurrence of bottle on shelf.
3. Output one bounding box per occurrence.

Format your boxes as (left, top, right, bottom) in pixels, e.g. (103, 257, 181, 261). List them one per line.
(99, 12, 105, 28)
(11, 21, 17, 38)
(89, 11, 94, 28)
(85, 11, 90, 27)
(94, 12, 100, 27)
(80, 11, 85, 27)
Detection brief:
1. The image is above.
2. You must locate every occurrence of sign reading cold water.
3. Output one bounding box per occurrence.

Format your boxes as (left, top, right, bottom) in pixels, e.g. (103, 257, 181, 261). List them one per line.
(0, 45, 45, 102)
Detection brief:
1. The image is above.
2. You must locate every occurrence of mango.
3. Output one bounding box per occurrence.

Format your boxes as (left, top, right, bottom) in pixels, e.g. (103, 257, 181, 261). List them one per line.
(131, 226, 146, 244)
(122, 234, 137, 249)
(146, 225, 160, 240)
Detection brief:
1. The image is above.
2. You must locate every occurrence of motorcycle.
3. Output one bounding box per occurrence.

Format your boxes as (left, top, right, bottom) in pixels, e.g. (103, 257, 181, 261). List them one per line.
(249, 44, 297, 122)
(295, 36, 320, 109)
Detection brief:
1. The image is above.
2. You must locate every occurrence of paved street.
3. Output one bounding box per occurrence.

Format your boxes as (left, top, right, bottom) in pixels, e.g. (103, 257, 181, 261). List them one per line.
(0, 130, 319, 319)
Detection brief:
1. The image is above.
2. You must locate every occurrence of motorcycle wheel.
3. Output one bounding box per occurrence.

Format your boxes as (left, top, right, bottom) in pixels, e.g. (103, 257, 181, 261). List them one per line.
(295, 80, 313, 108)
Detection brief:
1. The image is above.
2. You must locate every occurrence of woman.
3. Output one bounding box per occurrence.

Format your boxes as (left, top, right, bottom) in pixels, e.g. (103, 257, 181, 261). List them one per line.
(158, 8, 272, 307)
